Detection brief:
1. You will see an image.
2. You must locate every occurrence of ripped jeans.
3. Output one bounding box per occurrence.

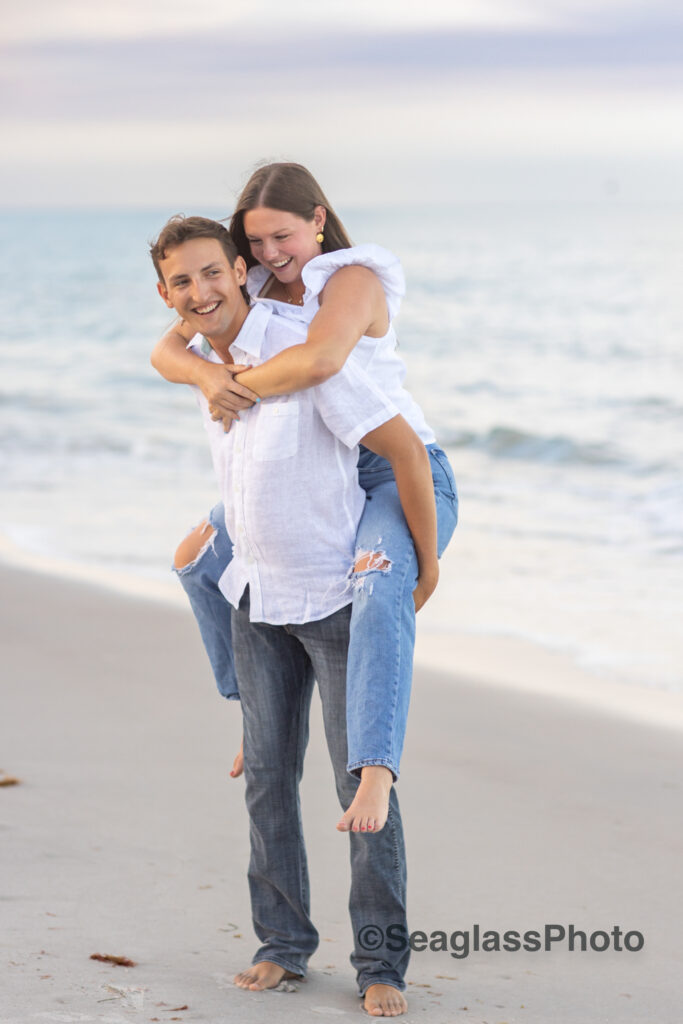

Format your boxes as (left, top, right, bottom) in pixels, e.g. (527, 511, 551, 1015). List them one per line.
(174, 443, 458, 779)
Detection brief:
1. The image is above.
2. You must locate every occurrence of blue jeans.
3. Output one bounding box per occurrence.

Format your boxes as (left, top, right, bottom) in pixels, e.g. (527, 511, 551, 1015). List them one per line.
(174, 502, 240, 700)
(348, 444, 458, 777)
(232, 591, 409, 992)
(174, 445, 458, 776)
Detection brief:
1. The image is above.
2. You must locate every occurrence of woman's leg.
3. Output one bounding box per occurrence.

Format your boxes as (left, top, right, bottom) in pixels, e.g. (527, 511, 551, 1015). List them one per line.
(172, 502, 239, 700)
(339, 445, 458, 832)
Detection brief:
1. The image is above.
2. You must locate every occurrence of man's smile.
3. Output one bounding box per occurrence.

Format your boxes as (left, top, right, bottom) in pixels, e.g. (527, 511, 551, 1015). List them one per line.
(194, 301, 221, 315)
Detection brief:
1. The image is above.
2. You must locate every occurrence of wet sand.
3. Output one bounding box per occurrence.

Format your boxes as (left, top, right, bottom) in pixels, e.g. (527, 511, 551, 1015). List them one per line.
(2, 563, 682, 1023)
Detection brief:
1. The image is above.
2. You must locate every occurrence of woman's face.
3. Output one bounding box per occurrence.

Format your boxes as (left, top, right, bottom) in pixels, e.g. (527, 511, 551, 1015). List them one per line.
(243, 205, 326, 283)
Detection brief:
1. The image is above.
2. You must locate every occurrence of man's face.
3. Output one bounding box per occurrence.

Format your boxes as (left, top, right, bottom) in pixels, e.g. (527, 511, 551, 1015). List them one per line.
(157, 237, 249, 341)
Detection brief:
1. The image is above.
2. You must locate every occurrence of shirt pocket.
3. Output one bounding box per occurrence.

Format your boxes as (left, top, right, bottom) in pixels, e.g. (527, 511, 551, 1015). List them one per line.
(253, 402, 300, 462)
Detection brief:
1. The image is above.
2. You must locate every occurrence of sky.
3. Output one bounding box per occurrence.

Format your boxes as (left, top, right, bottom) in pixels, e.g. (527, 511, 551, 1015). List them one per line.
(1, 0, 682, 207)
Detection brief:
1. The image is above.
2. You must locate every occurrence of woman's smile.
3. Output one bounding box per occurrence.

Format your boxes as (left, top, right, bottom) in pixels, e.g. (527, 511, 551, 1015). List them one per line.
(243, 207, 325, 282)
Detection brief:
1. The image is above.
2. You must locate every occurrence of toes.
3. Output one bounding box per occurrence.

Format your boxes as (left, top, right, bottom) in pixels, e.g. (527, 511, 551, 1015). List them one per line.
(363, 986, 407, 1017)
(234, 963, 287, 991)
(346, 815, 387, 834)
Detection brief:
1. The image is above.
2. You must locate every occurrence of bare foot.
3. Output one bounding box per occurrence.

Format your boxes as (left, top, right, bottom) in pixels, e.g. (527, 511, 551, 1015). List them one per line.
(363, 983, 408, 1016)
(230, 736, 244, 778)
(337, 766, 393, 833)
(233, 960, 300, 990)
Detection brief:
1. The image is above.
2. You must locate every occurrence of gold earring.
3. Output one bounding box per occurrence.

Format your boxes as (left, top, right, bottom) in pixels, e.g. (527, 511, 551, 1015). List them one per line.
(315, 232, 324, 244)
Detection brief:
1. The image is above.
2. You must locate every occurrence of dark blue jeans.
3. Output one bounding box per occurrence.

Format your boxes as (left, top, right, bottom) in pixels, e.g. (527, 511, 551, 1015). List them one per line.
(231, 591, 410, 994)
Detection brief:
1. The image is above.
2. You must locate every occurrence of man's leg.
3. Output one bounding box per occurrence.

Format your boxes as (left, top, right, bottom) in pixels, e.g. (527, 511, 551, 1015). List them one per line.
(231, 590, 318, 985)
(291, 606, 410, 1014)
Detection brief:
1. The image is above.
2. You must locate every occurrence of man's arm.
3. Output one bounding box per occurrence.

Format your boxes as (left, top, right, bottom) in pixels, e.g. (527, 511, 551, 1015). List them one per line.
(150, 266, 388, 426)
(150, 321, 260, 425)
(359, 416, 438, 612)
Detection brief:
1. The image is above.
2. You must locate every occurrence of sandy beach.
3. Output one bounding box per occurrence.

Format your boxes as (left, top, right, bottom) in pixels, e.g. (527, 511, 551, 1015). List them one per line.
(2, 562, 682, 1024)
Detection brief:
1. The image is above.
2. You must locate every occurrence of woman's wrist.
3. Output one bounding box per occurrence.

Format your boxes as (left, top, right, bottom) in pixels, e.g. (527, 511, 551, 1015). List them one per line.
(417, 556, 439, 583)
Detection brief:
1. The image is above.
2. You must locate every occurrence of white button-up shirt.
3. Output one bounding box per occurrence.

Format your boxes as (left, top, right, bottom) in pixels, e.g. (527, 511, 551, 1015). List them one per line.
(188, 302, 399, 624)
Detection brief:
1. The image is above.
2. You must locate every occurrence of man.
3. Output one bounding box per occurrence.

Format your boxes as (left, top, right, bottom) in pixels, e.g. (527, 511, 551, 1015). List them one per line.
(151, 215, 435, 1016)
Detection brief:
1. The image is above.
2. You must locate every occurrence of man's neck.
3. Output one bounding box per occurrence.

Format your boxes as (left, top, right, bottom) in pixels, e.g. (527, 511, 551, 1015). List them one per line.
(204, 305, 250, 363)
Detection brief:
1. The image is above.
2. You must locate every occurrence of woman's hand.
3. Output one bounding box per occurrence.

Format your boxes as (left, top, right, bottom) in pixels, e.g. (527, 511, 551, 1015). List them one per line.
(413, 561, 439, 613)
(195, 362, 261, 432)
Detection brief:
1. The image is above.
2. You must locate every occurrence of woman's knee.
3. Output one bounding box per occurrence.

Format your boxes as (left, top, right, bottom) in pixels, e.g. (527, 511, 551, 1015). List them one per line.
(353, 550, 392, 574)
(173, 519, 216, 570)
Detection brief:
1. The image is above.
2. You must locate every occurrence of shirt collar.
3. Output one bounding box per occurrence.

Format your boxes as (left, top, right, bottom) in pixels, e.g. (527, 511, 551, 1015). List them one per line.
(247, 264, 270, 299)
(230, 301, 271, 360)
(247, 265, 316, 319)
(186, 301, 272, 362)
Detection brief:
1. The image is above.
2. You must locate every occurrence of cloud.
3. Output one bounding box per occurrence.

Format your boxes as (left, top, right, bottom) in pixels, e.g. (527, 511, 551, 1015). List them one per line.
(2, 3, 681, 204)
(1, 23, 681, 123)
(5, 79, 681, 163)
(0, 0, 566, 43)
(4, 0, 683, 42)
(2, 76, 681, 206)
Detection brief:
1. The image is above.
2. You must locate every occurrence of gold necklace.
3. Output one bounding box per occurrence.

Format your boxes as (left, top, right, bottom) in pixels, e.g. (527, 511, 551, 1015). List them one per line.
(284, 284, 304, 305)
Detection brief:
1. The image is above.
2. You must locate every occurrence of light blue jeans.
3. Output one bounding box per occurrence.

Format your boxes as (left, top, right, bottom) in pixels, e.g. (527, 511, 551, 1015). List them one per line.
(174, 444, 458, 778)
(232, 591, 409, 992)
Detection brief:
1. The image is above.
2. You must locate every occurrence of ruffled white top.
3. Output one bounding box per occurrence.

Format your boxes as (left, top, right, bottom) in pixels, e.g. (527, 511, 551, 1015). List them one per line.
(247, 244, 436, 445)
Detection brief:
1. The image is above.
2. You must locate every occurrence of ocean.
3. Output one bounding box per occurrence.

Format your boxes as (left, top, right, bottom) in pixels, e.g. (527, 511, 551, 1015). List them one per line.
(1, 202, 681, 693)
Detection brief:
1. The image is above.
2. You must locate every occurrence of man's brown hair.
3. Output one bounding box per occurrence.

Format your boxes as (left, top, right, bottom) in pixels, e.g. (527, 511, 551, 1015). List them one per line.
(150, 215, 248, 302)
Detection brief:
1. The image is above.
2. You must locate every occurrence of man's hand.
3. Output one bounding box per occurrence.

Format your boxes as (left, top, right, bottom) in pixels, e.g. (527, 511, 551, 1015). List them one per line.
(412, 561, 439, 613)
(196, 363, 261, 432)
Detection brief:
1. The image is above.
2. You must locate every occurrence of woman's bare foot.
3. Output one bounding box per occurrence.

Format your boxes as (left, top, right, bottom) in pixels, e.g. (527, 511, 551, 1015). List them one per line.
(233, 961, 300, 990)
(363, 983, 408, 1016)
(230, 737, 244, 778)
(337, 765, 393, 833)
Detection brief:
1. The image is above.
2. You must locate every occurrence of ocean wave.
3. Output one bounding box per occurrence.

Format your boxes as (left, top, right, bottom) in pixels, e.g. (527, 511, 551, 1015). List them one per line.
(442, 425, 623, 466)
(598, 394, 683, 416)
(0, 391, 73, 415)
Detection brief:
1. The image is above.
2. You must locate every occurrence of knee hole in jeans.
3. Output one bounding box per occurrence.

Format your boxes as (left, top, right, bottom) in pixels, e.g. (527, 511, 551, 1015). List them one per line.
(353, 550, 392, 574)
(173, 520, 216, 570)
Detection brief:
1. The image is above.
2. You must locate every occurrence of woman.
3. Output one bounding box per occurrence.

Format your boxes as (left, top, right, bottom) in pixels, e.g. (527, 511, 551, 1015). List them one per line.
(151, 162, 458, 834)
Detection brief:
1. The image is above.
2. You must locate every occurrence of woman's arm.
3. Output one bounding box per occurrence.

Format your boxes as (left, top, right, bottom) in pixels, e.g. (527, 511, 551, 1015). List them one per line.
(233, 265, 389, 397)
(358, 416, 439, 612)
(151, 263, 389, 421)
(151, 322, 260, 425)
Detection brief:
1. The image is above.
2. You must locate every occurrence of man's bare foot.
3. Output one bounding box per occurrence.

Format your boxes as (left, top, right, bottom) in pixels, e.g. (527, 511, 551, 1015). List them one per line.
(337, 766, 393, 833)
(233, 961, 300, 990)
(363, 983, 408, 1016)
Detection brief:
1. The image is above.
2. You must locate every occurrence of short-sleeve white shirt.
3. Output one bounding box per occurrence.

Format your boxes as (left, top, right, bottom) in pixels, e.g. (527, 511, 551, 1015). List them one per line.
(188, 302, 399, 624)
(247, 244, 436, 445)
